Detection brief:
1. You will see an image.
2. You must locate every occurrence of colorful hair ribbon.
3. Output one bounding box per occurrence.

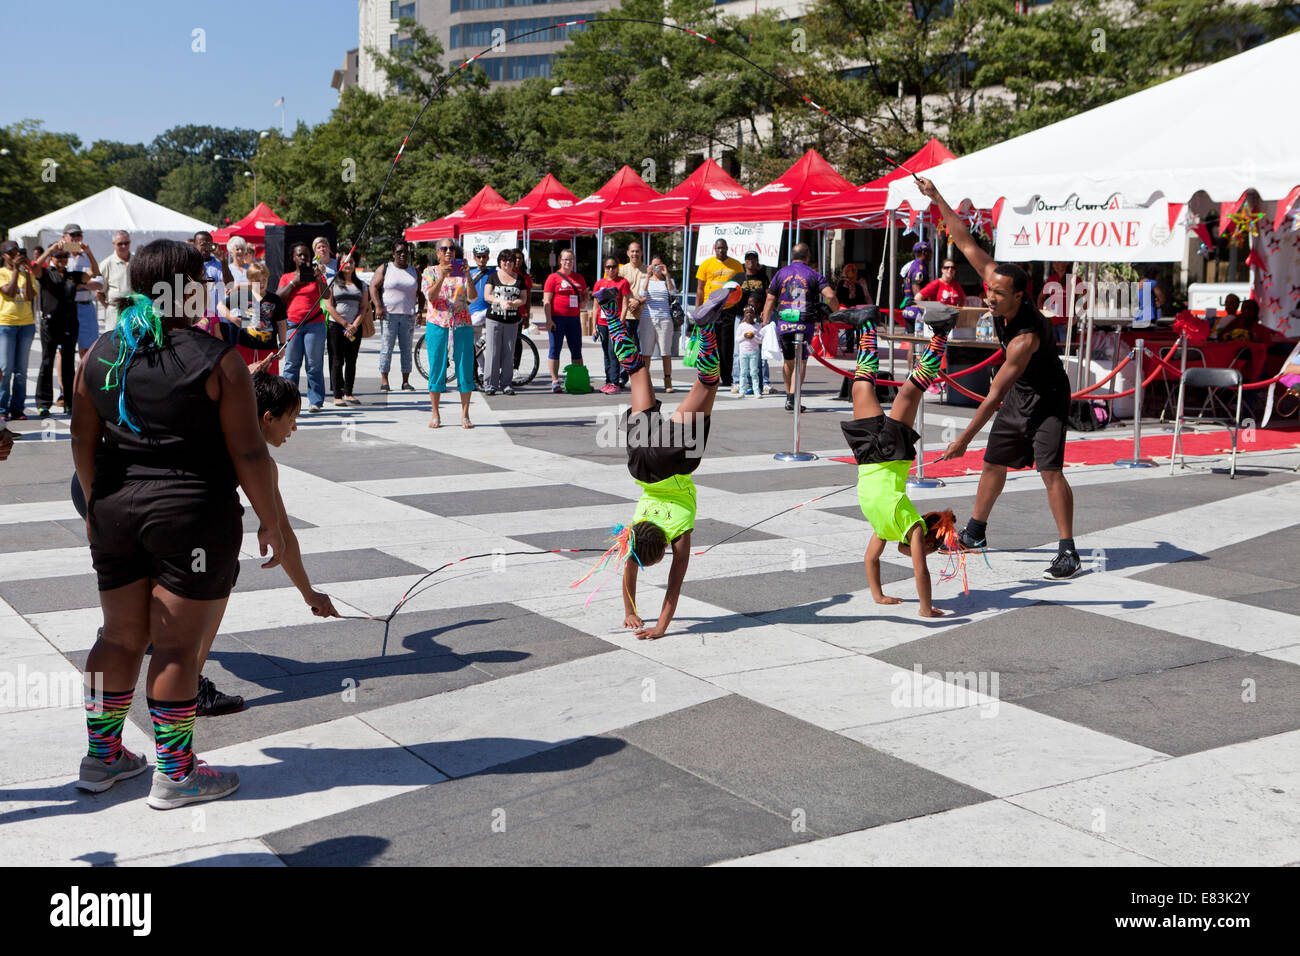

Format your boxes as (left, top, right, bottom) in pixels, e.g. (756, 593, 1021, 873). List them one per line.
(570, 523, 641, 608)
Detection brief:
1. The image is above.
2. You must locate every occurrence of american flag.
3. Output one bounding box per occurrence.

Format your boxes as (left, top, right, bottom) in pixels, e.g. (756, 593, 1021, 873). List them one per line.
(272, 96, 284, 107)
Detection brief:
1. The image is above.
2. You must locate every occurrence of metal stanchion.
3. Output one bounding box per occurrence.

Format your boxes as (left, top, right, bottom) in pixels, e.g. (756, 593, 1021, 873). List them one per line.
(775, 330, 816, 462)
(1115, 337, 1156, 468)
(906, 381, 944, 488)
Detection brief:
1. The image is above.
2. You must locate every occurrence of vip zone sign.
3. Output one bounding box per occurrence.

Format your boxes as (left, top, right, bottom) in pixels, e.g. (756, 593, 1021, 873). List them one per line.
(995, 196, 1184, 262)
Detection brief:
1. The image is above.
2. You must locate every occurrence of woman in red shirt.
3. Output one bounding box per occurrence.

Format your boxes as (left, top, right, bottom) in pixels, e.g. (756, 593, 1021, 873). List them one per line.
(276, 243, 330, 412)
(593, 256, 632, 393)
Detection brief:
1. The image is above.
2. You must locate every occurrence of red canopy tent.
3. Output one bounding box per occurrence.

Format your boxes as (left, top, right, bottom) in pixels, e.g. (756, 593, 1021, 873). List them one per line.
(213, 202, 286, 251)
(405, 185, 509, 242)
(527, 166, 662, 239)
(601, 159, 749, 233)
(459, 174, 580, 236)
(796, 137, 956, 229)
(688, 149, 855, 226)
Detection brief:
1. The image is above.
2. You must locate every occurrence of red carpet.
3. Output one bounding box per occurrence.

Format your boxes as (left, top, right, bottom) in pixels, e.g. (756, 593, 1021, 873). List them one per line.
(830, 424, 1300, 478)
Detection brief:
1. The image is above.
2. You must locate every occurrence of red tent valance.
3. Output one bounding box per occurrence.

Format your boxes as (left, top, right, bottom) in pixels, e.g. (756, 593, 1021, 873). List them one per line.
(405, 185, 509, 242)
(689, 149, 854, 226)
(528, 166, 663, 239)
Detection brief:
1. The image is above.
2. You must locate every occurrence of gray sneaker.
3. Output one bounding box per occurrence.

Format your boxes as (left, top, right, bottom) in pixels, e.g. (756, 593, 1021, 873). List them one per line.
(77, 748, 149, 793)
(147, 760, 240, 810)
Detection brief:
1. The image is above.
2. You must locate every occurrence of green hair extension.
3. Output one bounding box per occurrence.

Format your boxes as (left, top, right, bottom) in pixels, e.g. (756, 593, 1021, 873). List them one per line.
(98, 293, 165, 434)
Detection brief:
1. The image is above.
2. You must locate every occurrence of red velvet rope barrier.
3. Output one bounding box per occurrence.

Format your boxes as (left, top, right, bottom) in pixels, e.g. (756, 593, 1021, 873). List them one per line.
(1072, 351, 1135, 397)
(1142, 347, 1287, 390)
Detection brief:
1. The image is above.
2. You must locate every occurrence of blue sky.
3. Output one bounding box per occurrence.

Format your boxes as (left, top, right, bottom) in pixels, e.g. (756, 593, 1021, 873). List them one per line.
(5, 1, 358, 146)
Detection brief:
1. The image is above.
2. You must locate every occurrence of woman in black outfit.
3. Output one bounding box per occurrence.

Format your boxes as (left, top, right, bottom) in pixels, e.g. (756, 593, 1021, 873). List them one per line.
(69, 239, 282, 810)
(325, 256, 369, 406)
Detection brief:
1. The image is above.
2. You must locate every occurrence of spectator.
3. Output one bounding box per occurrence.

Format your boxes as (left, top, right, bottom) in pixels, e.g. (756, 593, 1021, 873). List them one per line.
(593, 256, 633, 393)
(1134, 265, 1164, 328)
(836, 262, 871, 308)
(276, 242, 330, 412)
(620, 241, 649, 346)
(917, 259, 965, 306)
(218, 261, 286, 373)
(193, 231, 233, 320)
(483, 249, 525, 396)
(1038, 260, 1070, 340)
(1217, 299, 1281, 344)
(902, 241, 930, 301)
(735, 299, 763, 397)
(69, 238, 282, 804)
(0, 241, 38, 422)
(695, 238, 743, 390)
(312, 236, 338, 281)
(640, 254, 678, 391)
(325, 256, 369, 406)
(737, 251, 770, 389)
(762, 242, 838, 411)
(370, 241, 422, 392)
(30, 242, 88, 417)
(98, 231, 133, 329)
(226, 237, 254, 285)
(466, 242, 493, 331)
(58, 224, 102, 358)
(422, 237, 475, 428)
(543, 248, 588, 392)
(514, 247, 533, 324)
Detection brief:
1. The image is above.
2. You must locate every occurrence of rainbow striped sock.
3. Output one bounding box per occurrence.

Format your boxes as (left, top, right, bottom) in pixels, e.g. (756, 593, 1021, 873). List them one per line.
(85, 688, 134, 763)
(148, 696, 197, 781)
(605, 306, 644, 375)
(855, 320, 878, 383)
(908, 330, 949, 391)
(695, 327, 720, 387)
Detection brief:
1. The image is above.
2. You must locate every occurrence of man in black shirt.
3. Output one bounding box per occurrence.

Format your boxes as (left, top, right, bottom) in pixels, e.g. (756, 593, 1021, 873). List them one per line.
(919, 177, 1079, 580)
(31, 243, 89, 416)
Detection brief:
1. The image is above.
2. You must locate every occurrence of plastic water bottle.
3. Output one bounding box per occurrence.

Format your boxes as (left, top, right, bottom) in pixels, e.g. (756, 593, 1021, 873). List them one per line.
(977, 313, 993, 341)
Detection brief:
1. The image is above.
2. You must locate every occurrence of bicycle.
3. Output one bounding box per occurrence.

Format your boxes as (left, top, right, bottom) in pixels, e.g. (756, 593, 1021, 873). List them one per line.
(414, 322, 540, 389)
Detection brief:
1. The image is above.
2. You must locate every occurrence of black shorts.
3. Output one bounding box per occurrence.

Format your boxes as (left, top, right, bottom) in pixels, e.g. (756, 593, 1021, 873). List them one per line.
(778, 329, 810, 361)
(840, 414, 919, 465)
(625, 400, 711, 484)
(88, 478, 244, 600)
(984, 387, 1068, 471)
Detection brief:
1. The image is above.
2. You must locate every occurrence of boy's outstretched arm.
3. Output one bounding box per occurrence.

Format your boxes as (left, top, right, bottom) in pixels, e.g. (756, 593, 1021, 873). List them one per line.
(909, 522, 944, 618)
(634, 532, 691, 640)
(271, 461, 338, 618)
(866, 533, 901, 606)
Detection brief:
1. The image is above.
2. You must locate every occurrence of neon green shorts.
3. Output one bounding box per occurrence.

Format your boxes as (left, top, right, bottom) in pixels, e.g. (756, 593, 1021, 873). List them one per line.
(857, 460, 925, 543)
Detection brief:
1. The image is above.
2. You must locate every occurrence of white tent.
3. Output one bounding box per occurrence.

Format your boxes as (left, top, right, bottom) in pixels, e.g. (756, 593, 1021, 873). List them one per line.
(887, 30, 1300, 211)
(7, 186, 215, 261)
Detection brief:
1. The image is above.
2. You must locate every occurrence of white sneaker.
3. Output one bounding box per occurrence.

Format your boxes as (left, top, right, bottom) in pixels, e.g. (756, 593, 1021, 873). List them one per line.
(731, 384, 740, 393)
(147, 760, 240, 810)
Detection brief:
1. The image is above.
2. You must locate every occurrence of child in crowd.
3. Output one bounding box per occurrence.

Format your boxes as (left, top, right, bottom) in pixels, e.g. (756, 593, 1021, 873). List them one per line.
(576, 280, 731, 639)
(735, 300, 763, 396)
(840, 301, 962, 617)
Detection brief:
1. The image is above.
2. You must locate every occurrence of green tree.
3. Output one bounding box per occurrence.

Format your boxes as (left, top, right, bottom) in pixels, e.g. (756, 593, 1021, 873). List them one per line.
(0, 121, 108, 232)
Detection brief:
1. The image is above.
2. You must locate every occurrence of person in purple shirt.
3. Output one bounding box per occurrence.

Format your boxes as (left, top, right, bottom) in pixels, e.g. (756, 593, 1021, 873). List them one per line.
(901, 240, 931, 332)
(761, 243, 839, 411)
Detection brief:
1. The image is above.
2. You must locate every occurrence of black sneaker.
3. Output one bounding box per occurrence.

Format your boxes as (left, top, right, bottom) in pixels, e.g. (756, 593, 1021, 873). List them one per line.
(196, 675, 244, 717)
(691, 282, 738, 327)
(1044, 550, 1082, 580)
(919, 303, 959, 336)
(940, 527, 987, 553)
(839, 305, 881, 330)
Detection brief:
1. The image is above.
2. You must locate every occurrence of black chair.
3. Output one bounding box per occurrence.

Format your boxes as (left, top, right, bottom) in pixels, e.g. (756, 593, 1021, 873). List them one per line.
(1169, 366, 1244, 478)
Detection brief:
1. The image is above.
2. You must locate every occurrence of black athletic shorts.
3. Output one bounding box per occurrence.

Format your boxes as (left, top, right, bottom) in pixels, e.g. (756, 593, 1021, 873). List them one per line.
(778, 329, 810, 361)
(626, 400, 711, 484)
(984, 386, 1068, 471)
(840, 414, 919, 465)
(88, 478, 244, 600)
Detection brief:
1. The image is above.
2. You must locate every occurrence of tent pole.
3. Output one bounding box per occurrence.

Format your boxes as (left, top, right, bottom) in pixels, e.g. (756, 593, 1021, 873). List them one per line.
(888, 215, 898, 383)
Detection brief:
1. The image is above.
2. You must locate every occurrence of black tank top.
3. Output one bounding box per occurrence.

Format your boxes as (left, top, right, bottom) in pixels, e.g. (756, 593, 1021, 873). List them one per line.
(84, 326, 237, 489)
(994, 299, 1071, 404)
